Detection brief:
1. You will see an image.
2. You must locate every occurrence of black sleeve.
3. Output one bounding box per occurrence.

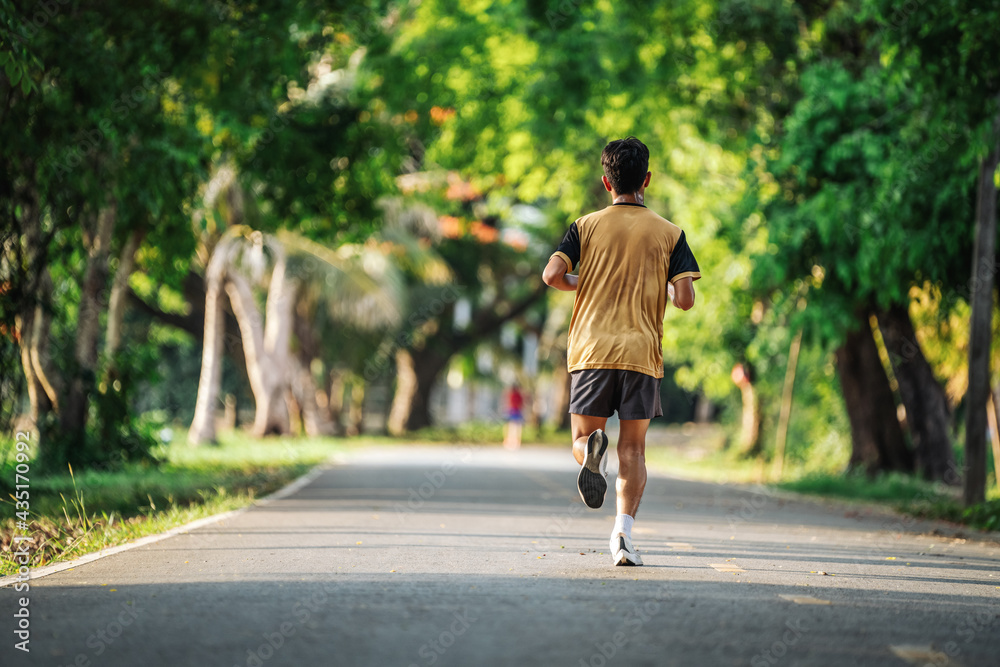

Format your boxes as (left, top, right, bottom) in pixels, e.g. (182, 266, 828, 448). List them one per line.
(553, 222, 581, 271)
(667, 231, 701, 283)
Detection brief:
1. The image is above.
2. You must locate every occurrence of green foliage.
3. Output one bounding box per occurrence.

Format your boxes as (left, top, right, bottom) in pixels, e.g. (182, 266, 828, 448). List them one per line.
(778, 346, 852, 472)
(754, 59, 977, 344)
(950, 500, 1000, 532)
(368, 0, 733, 220)
(90, 346, 166, 469)
(0, 335, 24, 433)
(2, 1, 406, 470)
(0, 0, 42, 96)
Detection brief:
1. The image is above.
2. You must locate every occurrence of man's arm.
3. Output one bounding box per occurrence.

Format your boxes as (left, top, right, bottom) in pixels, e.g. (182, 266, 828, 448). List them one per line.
(669, 277, 695, 310)
(542, 256, 578, 291)
(666, 230, 699, 310)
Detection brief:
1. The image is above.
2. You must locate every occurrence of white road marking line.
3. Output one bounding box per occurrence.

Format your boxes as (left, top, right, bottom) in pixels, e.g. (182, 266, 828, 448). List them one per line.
(889, 645, 962, 666)
(709, 563, 746, 573)
(778, 594, 831, 605)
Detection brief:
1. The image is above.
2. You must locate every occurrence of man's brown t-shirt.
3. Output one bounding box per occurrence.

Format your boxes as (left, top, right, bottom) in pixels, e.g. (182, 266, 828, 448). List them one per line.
(550, 203, 700, 379)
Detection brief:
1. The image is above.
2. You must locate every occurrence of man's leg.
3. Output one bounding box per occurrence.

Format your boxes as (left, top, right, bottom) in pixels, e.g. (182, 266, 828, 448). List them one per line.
(608, 418, 649, 566)
(570, 413, 609, 509)
(570, 413, 608, 465)
(616, 418, 650, 517)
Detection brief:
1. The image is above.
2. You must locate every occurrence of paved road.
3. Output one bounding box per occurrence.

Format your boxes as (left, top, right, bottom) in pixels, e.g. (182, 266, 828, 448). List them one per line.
(3, 445, 999, 667)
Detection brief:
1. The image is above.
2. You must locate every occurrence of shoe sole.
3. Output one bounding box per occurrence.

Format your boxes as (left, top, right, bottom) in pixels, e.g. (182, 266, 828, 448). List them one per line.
(577, 430, 608, 509)
(613, 550, 643, 566)
(612, 536, 643, 566)
(613, 553, 643, 566)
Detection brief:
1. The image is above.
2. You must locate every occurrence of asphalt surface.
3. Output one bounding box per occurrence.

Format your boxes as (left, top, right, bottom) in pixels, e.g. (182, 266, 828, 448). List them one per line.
(3, 444, 999, 667)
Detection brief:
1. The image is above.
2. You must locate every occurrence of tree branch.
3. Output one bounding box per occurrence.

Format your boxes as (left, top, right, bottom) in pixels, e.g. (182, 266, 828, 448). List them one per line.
(126, 288, 202, 336)
(456, 281, 547, 348)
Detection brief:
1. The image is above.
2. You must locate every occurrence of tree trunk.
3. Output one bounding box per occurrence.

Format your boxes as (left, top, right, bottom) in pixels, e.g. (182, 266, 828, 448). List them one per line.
(739, 381, 760, 454)
(226, 271, 290, 436)
(877, 303, 958, 483)
(61, 203, 116, 440)
(387, 349, 417, 436)
(189, 248, 228, 445)
(17, 304, 54, 422)
(192, 234, 297, 440)
(988, 387, 1000, 492)
(288, 297, 335, 437)
(548, 353, 572, 431)
(14, 189, 59, 425)
(106, 229, 143, 355)
(964, 102, 1000, 506)
(348, 380, 366, 435)
(835, 312, 912, 475)
(18, 309, 45, 422)
(288, 355, 335, 436)
(407, 348, 451, 431)
(388, 346, 450, 432)
(731, 362, 761, 456)
(327, 370, 346, 435)
(18, 270, 60, 423)
(386, 284, 546, 433)
(129, 270, 250, 391)
(285, 387, 302, 435)
(773, 329, 802, 479)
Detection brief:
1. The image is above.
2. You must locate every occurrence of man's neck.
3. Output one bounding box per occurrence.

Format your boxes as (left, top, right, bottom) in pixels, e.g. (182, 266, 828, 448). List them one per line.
(612, 191, 644, 205)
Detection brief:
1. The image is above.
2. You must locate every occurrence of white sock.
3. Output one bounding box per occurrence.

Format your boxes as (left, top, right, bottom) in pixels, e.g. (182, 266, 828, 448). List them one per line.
(613, 514, 634, 539)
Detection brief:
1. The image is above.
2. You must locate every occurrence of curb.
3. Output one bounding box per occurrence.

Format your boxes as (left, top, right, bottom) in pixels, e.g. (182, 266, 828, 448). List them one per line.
(0, 461, 331, 588)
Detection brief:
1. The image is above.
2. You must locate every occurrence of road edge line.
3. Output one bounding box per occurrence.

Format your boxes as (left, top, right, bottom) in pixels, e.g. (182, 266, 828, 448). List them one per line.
(0, 460, 331, 588)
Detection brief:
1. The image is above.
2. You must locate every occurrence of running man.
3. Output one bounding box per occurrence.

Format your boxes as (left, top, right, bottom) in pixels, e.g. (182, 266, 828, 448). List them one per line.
(541, 137, 700, 566)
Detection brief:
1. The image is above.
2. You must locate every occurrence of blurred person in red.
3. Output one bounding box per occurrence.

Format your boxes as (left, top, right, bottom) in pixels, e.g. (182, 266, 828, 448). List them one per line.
(503, 383, 525, 450)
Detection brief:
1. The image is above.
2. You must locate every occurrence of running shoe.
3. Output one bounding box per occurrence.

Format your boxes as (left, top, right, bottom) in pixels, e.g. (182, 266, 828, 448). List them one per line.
(576, 429, 608, 509)
(610, 532, 643, 566)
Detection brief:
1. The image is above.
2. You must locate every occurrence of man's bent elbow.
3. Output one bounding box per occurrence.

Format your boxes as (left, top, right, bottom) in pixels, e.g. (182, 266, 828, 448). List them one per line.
(542, 259, 567, 287)
(671, 278, 695, 310)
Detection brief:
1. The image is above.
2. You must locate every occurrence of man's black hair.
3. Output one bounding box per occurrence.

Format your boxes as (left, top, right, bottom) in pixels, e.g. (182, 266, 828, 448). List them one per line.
(601, 137, 649, 195)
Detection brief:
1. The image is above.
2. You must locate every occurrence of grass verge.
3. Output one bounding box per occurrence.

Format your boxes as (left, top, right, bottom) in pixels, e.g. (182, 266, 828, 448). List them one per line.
(777, 472, 1000, 532)
(643, 426, 1000, 533)
(409, 421, 568, 446)
(644, 435, 765, 484)
(0, 432, 344, 576)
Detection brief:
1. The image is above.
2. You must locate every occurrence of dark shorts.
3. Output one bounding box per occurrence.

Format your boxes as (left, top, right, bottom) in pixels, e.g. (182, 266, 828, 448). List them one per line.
(568, 369, 663, 420)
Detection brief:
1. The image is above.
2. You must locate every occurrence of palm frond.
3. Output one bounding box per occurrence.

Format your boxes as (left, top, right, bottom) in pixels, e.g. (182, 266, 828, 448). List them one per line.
(278, 230, 404, 330)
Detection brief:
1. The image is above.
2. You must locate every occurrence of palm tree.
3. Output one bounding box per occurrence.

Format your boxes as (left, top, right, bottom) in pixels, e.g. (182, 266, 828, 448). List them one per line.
(187, 172, 405, 443)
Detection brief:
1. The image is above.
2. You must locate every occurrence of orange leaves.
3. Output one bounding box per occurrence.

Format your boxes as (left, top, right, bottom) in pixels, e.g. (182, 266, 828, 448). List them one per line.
(429, 106, 455, 125)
